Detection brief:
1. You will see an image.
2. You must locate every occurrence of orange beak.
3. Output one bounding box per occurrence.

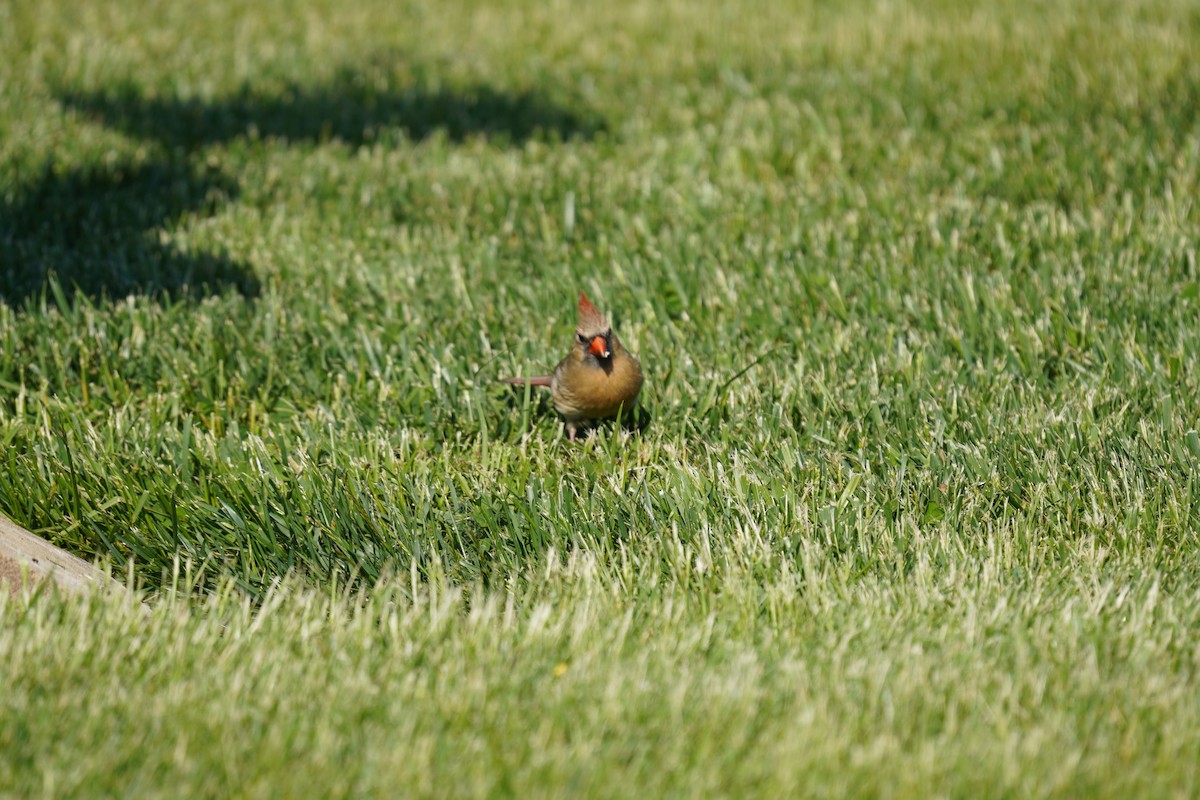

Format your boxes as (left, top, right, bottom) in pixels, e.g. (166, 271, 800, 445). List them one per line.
(588, 335, 610, 358)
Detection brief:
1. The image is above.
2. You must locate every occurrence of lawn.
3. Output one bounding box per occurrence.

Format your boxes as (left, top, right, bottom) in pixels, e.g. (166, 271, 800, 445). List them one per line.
(2, 0, 1200, 796)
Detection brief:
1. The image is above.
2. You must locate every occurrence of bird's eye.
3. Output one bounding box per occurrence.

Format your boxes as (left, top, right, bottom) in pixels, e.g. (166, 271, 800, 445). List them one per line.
(576, 333, 588, 345)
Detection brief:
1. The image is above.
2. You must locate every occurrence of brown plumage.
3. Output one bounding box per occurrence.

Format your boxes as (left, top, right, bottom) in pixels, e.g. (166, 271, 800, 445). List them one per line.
(501, 292, 644, 441)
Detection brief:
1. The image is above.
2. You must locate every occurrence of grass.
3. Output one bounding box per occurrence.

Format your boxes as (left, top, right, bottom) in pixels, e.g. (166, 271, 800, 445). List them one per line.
(2, 0, 1200, 795)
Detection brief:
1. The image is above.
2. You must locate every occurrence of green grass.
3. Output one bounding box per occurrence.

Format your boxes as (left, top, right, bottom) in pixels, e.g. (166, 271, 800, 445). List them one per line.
(2, 0, 1200, 795)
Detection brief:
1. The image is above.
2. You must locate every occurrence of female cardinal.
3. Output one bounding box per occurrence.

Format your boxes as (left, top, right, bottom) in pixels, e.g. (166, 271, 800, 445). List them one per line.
(501, 292, 644, 441)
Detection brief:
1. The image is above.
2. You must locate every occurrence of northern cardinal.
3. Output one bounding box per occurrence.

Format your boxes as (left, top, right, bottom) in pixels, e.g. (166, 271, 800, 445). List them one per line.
(501, 292, 644, 441)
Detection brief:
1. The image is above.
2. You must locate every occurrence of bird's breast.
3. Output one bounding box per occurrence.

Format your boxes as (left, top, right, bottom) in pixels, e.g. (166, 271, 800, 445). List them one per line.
(552, 352, 643, 421)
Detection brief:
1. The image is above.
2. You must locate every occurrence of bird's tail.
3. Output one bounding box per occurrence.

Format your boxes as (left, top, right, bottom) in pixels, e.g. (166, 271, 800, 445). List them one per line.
(499, 375, 553, 387)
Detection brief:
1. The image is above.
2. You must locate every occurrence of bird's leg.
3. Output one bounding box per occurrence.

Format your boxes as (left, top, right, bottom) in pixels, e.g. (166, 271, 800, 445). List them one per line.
(567, 422, 577, 442)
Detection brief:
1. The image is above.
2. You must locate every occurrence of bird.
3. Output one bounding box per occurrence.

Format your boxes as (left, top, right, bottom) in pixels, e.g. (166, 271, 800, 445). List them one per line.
(500, 292, 644, 441)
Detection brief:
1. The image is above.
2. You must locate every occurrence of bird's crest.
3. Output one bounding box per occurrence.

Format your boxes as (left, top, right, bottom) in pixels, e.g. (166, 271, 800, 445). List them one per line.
(576, 292, 609, 334)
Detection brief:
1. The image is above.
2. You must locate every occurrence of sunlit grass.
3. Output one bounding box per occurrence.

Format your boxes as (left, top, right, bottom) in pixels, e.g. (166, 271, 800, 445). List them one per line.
(2, 0, 1199, 795)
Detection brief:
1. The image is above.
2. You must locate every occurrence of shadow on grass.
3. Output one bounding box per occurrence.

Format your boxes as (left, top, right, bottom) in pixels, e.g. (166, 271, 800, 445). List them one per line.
(1, 60, 606, 306)
(57, 63, 607, 150)
(0, 158, 259, 305)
